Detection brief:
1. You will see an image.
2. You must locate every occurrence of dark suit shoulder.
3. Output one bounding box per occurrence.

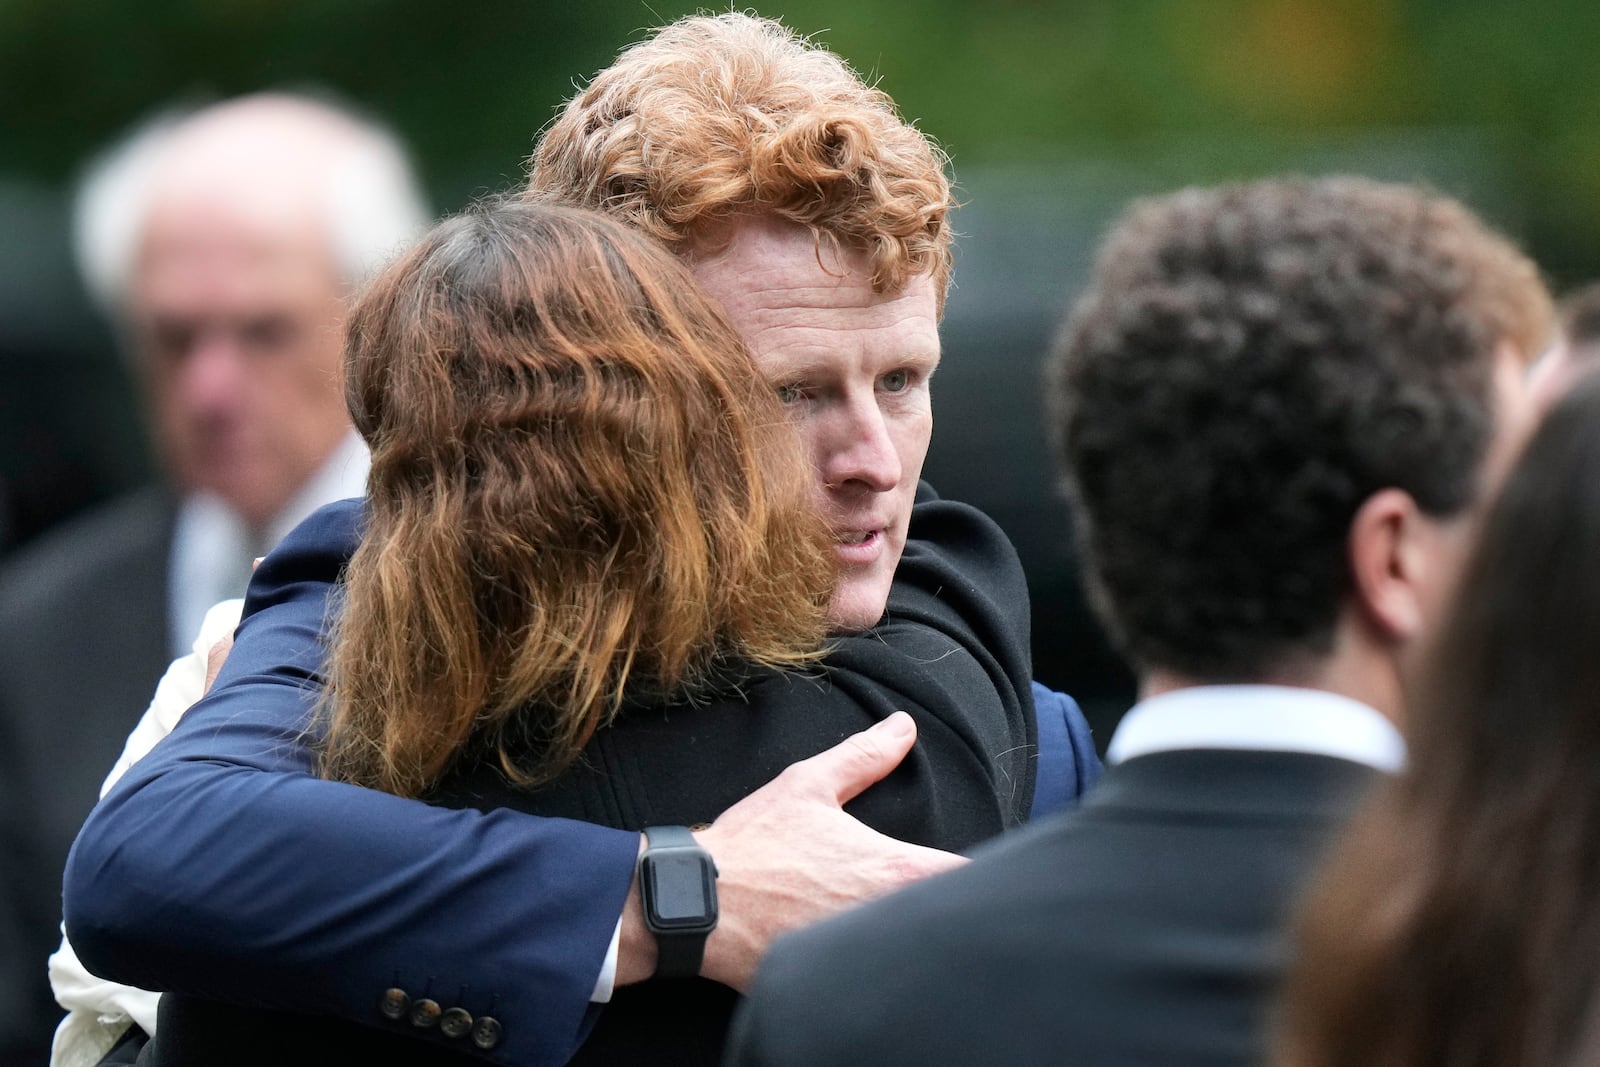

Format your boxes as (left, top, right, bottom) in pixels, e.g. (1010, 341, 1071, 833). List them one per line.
(731, 823, 1090, 1066)
(896, 491, 1031, 632)
(0, 485, 173, 681)
(0, 485, 172, 619)
(0, 487, 176, 1064)
(885, 489, 1039, 822)
(730, 750, 1384, 1067)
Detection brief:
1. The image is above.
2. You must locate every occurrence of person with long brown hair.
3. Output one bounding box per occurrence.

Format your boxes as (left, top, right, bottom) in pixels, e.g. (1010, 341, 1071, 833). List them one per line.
(1275, 367, 1600, 1067)
(138, 200, 1032, 1065)
(321, 200, 832, 800)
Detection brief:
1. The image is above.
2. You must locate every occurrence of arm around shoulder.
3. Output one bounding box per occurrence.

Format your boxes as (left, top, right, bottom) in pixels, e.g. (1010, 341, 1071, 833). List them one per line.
(63, 500, 639, 1067)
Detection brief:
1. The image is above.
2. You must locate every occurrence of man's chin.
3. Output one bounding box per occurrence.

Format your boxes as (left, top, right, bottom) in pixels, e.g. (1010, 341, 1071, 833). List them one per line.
(826, 580, 892, 634)
(192, 472, 291, 530)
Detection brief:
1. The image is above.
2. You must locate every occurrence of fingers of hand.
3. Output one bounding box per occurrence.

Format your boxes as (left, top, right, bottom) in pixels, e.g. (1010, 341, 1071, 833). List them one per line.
(202, 634, 235, 695)
(794, 711, 917, 805)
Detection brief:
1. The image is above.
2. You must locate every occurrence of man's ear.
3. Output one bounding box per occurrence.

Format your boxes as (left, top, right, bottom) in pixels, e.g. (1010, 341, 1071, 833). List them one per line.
(1347, 488, 1431, 644)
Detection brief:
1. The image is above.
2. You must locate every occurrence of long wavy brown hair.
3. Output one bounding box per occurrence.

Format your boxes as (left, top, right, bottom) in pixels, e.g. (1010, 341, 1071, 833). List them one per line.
(319, 201, 834, 797)
(1274, 370, 1600, 1067)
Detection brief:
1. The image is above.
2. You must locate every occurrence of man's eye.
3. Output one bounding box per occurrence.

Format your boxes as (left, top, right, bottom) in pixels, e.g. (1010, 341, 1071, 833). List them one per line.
(242, 318, 294, 350)
(155, 331, 193, 358)
(142, 323, 194, 361)
(880, 369, 911, 393)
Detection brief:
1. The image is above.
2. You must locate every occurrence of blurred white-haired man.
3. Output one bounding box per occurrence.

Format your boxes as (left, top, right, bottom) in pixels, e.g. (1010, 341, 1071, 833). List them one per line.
(0, 92, 429, 1065)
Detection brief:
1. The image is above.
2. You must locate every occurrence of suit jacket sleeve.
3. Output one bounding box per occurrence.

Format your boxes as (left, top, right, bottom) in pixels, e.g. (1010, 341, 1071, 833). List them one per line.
(64, 499, 638, 1067)
(64, 485, 1042, 1065)
(48, 598, 244, 1061)
(1027, 682, 1103, 818)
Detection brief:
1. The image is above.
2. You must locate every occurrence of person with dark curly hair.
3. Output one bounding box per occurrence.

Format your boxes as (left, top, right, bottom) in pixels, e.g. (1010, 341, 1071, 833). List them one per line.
(726, 175, 1552, 1067)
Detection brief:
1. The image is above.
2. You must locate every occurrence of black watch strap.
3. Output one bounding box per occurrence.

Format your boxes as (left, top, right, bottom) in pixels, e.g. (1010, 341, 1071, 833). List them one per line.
(640, 825, 718, 979)
(644, 824, 698, 850)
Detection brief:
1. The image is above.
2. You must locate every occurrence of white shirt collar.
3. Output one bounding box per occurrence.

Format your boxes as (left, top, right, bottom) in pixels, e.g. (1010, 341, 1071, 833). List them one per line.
(1106, 684, 1406, 773)
(168, 430, 370, 655)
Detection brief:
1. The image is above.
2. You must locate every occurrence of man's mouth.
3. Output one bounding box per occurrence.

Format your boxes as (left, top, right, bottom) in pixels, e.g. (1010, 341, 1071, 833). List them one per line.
(832, 528, 885, 562)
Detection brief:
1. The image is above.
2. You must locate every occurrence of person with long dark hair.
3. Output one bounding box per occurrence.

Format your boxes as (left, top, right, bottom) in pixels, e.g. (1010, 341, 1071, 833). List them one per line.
(1276, 367, 1600, 1067)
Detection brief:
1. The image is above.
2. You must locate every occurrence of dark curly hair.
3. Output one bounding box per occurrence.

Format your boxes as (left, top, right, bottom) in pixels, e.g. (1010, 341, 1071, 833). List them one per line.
(1049, 176, 1551, 680)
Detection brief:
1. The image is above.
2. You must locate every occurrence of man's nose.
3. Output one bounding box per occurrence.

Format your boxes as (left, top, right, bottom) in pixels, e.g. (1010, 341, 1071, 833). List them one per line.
(822, 399, 901, 492)
(176, 332, 249, 417)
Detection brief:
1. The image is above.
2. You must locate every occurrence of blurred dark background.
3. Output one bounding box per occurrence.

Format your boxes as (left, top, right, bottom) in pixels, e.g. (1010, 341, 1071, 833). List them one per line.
(4, 0, 1599, 737)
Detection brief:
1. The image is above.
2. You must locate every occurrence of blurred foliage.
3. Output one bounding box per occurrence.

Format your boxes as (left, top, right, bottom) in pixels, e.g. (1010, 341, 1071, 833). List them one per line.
(1, 0, 1594, 690)
(0, 0, 1597, 279)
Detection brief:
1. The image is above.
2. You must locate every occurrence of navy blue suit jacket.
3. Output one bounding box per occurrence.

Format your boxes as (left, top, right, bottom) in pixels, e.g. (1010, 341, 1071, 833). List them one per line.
(65, 486, 1097, 1066)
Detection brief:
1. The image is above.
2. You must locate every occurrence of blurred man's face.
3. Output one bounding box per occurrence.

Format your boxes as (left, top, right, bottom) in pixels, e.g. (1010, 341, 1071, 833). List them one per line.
(691, 217, 941, 631)
(129, 198, 351, 529)
(1527, 337, 1600, 415)
(1408, 343, 1539, 646)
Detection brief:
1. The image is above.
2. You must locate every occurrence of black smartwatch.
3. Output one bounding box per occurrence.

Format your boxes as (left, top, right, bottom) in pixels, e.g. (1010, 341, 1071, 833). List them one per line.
(638, 825, 719, 978)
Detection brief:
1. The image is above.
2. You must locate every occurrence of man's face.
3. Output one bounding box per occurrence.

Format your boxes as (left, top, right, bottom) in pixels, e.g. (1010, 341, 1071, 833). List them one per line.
(690, 217, 941, 631)
(129, 198, 352, 530)
(1410, 343, 1538, 640)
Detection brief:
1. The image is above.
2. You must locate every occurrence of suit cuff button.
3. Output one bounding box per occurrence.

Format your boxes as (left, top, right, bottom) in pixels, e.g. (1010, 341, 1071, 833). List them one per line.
(441, 1007, 474, 1039)
(471, 1015, 503, 1050)
(379, 988, 411, 1021)
(409, 998, 442, 1028)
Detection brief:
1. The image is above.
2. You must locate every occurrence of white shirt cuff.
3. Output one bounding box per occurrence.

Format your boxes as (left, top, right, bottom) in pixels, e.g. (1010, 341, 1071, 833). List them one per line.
(590, 918, 622, 1003)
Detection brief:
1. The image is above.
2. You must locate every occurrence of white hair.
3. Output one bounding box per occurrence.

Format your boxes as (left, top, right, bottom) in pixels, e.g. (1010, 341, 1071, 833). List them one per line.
(72, 92, 432, 315)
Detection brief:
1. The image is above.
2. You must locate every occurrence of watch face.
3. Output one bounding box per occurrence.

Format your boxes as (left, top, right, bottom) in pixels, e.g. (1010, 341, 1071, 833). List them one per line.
(645, 852, 716, 928)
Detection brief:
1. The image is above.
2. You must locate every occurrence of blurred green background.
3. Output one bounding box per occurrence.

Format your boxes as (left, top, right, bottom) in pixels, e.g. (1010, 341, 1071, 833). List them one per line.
(2, 0, 1597, 717)
(5, 0, 1598, 269)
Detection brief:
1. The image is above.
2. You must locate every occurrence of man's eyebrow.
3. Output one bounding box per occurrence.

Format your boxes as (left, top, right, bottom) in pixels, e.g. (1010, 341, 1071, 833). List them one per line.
(758, 352, 837, 378)
(761, 347, 940, 378)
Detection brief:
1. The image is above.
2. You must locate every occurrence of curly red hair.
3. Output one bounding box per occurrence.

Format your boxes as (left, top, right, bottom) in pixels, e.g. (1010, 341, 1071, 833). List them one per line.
(526, 12, 954, 311)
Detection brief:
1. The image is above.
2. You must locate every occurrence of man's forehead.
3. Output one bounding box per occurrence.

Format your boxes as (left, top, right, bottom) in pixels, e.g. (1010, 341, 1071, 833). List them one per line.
(710, 278, 941, 374)
(690, 215, 933, 302)
(752, 336, 941, 376)
(712, 279, 941, 332)
(134, 195, 340, 304)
